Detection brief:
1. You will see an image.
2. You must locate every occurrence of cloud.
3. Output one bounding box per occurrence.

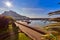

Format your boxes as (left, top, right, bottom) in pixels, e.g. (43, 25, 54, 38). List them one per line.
(21, 8, 45, 13)
(0, 8, 5, 14)
(19, 8, 49, 18)
(0, 8, 9, 14)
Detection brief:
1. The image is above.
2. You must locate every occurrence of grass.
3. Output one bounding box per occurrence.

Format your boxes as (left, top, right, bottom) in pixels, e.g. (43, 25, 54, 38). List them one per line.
(19, 33, 31, 40)
(8, 24, 31, 40)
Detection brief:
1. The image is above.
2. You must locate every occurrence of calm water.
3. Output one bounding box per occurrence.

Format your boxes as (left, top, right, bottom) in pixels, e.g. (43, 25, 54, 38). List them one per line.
(29, 20, 50, 27)
(17, 20, 51, 27)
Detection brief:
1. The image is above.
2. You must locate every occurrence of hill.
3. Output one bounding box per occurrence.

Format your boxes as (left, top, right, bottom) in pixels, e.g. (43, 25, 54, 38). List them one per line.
(2, 10, 29, 20)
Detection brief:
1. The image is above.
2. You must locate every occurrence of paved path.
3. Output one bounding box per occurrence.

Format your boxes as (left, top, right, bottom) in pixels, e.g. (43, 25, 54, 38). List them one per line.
(15, 22, 49, 40)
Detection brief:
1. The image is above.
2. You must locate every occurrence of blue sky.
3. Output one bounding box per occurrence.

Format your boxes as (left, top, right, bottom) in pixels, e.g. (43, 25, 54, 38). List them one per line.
(0, 0, 60, 18)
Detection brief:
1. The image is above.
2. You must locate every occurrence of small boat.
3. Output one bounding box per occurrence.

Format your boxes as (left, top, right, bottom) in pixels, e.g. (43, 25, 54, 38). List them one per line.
(23, 20, 31, 24)
(25, 20, 31, 24)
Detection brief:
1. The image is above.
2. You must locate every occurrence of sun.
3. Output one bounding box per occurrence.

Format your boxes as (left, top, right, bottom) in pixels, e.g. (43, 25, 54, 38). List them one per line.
(5, 1, 12, 7)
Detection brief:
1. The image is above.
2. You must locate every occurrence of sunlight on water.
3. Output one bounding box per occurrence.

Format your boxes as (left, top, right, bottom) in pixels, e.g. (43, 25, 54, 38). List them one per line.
(29, 20, 50, 27)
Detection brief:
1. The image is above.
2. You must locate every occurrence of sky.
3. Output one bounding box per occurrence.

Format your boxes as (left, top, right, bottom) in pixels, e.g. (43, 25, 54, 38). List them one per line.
(0, 0, 60, 18)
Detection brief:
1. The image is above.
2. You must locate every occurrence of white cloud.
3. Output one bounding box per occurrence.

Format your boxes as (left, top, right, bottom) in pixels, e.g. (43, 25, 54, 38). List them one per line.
(0, 8, 9, 14)
(19, 8, 49, 18)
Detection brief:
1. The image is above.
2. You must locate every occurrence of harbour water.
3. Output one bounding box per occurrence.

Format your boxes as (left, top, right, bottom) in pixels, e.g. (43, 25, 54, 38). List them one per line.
(17, 20, 51, 27)
(29, 20, 50, 27)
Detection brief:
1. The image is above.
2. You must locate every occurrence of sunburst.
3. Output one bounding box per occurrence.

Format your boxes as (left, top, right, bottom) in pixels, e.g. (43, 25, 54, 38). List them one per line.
(5, 1, 12, 7)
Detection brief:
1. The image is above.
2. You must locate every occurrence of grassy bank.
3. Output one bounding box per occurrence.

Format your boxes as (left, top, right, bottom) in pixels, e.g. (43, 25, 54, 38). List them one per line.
(19, 33, 31, 40)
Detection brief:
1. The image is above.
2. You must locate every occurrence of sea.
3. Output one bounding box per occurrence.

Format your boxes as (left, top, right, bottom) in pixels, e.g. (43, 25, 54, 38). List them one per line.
(17, 20, 54, 27)
(28, 20, 50, 27)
